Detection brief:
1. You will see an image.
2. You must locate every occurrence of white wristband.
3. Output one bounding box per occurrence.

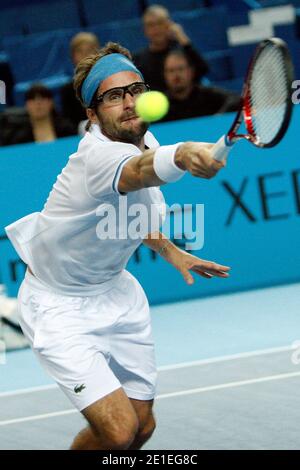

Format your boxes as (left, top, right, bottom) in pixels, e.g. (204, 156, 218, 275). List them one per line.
(153, 143, 186, 183)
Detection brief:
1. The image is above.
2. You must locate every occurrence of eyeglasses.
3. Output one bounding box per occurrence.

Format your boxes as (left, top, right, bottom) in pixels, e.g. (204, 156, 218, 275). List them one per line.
(92, 82, 150, 107)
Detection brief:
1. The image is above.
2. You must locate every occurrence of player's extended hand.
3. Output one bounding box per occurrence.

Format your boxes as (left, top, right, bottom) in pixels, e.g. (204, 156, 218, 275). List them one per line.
(175, 142, 225, 179)
(163, 247, 231, 285)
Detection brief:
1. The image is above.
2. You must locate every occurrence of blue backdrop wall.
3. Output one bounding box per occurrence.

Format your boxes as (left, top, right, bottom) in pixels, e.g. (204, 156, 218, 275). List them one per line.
(0, 108, 299, 303)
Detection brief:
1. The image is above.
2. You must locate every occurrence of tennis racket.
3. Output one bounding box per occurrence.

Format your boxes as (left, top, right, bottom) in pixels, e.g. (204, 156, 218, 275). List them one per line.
(212, 37, 294, 162)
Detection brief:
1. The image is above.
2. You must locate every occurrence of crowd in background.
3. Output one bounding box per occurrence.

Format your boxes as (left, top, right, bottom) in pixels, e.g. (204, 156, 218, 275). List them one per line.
(0, 4, 240, 147)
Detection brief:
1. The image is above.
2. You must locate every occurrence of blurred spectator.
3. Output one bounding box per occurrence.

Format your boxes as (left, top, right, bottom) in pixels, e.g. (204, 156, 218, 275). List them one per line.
(0, 84, 76, 146)
(133, 4, 208, 92)
(60, 32, 100, 128)
(161, 49, 240, 122)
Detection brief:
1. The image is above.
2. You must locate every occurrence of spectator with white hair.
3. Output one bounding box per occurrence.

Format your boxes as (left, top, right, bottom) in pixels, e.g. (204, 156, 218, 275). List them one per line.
(133, 4, 209, 92)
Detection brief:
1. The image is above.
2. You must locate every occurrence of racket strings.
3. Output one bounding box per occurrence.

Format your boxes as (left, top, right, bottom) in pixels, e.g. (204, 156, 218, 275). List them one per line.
(248, 44, 290, 144)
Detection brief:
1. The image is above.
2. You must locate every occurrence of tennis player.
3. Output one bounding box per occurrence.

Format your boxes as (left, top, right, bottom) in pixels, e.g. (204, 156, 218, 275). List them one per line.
(5, 42, 230, 450)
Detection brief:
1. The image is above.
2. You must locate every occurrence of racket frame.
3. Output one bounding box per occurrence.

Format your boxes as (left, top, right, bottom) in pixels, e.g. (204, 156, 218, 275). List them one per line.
(225, 37, 294, 149)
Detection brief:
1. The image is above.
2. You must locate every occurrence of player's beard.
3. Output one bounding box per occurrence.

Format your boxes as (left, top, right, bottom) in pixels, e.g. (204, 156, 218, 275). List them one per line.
(97, 109, 149, 146)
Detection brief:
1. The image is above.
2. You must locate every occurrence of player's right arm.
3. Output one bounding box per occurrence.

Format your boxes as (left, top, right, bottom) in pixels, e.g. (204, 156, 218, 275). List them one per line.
(118, 142, 225, 193)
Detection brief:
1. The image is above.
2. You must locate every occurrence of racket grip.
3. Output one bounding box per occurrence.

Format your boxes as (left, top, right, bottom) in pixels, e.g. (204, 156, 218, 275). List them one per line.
(212, 135, 232, 162)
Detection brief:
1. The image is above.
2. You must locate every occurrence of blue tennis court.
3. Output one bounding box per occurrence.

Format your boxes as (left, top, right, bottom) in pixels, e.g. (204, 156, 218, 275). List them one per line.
(1, 282, 300, 450)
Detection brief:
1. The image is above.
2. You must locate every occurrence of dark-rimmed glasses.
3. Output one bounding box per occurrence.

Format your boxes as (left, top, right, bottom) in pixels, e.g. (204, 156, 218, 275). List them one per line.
(92, 82, 150, 107)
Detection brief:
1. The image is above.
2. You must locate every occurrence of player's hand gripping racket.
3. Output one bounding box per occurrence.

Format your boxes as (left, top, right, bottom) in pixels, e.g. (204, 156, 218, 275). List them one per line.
(212, 37, 294, 162)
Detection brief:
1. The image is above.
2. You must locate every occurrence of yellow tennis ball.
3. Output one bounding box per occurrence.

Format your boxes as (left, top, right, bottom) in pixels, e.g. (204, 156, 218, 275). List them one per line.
(135, 91, 169, 122)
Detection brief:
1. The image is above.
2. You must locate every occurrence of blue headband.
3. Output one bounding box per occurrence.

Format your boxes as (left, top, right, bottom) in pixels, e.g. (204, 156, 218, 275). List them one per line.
(81, 53, 144, 107)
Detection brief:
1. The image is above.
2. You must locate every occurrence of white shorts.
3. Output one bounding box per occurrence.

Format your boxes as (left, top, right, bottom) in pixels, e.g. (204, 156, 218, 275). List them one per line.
(17, 270, 157, 411)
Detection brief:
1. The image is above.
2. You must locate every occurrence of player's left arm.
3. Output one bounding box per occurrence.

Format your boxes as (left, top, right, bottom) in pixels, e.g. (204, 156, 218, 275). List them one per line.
(143, 232, 230, 285)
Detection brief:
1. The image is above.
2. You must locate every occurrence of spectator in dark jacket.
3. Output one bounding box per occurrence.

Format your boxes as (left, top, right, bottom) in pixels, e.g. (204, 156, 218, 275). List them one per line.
(60, 32, 100, 128)
(161, 49, 240, 122)
(1, 84, 76, 146)
(133, 4, 209, 92)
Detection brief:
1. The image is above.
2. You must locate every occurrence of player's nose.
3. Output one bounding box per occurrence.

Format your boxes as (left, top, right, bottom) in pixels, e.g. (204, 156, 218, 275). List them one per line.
(123, 91, 135, 109)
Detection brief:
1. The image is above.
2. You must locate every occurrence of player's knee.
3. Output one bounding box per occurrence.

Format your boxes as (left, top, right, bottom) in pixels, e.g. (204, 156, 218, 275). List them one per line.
(109, 421, 139, 450)
(94, 416, 139, 450)
(108, 431, 136, 450)
(137, 415, 156, 444)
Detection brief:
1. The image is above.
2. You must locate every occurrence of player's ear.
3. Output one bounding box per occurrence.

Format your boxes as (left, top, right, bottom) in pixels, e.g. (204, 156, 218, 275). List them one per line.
(86, 107, 98, 124)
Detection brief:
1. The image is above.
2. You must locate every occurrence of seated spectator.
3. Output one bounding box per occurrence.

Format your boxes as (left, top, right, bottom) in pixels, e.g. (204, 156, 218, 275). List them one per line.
(0, 84, 76, 146)
(133, 4, 208, 92)
(161, 49, 240, 122)
(60, 32, 100, 128)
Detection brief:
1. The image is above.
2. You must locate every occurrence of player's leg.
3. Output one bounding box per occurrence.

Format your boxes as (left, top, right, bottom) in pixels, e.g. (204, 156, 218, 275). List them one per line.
(17, 272, 140, 451)
(108, 271, 158, 449)
(127, 398, 156, 450)
(71, 398, 155, 450)
(71, 388, 139, 450)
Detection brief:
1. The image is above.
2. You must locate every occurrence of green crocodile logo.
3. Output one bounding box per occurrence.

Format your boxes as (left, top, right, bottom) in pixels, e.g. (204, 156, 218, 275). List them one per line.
(74, 384, 86, 394)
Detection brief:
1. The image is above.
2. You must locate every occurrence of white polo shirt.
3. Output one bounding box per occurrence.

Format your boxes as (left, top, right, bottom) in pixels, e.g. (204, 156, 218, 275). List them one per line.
(5, 125, 166, 296)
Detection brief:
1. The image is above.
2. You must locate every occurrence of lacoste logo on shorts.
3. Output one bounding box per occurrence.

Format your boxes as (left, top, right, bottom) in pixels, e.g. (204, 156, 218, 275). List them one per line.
(74, 384, 86, 394)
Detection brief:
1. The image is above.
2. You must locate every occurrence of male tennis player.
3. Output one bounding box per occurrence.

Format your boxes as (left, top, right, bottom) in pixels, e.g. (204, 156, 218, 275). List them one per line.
(5, 42, 230, 450)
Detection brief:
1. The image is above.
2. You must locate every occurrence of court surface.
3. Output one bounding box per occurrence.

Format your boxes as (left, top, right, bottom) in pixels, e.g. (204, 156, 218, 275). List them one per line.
(1, 282, 300, 450)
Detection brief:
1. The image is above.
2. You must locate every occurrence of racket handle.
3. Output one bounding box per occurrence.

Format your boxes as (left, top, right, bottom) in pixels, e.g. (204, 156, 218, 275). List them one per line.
(212, 135, 232, 162)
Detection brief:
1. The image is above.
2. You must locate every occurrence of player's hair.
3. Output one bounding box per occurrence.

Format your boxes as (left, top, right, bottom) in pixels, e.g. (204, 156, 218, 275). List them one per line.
(70, 32, 100, 57)
(73, 41, 132, 108)
(143, 4, 170, 21)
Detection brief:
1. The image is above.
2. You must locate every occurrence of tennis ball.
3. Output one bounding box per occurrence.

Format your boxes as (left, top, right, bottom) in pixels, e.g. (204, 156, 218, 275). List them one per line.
(135, 91, 169, 122)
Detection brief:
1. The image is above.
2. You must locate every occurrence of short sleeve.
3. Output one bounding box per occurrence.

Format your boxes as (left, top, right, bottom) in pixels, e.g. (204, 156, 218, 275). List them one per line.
(85, 141, 141, 199)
